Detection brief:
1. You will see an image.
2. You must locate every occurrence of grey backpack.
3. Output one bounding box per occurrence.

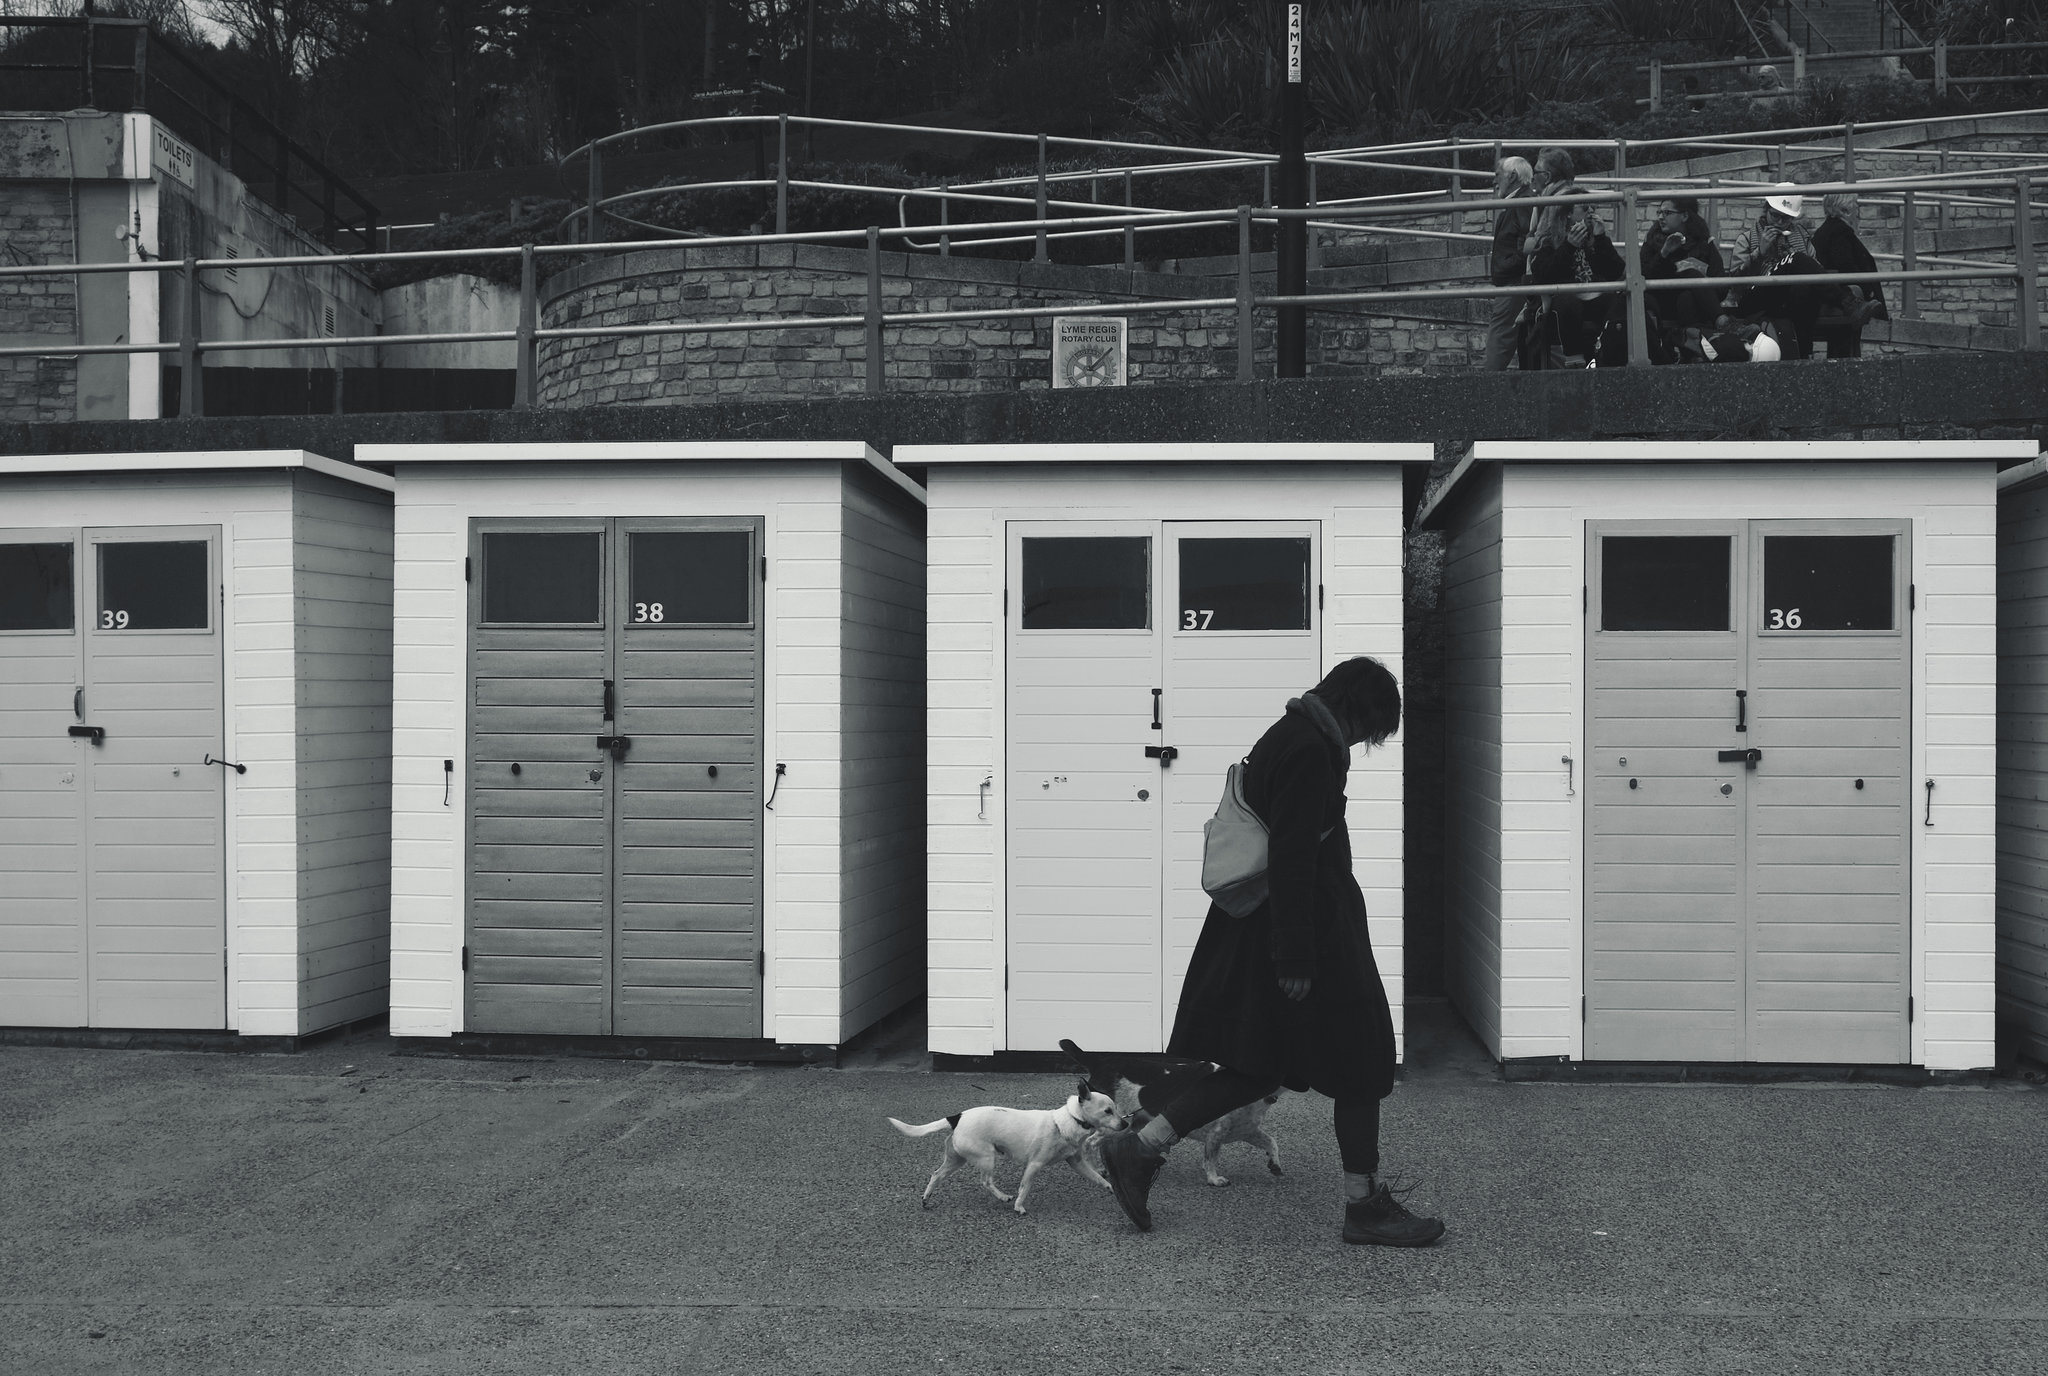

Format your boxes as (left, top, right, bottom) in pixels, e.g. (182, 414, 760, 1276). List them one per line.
(1201, 760, 1271, 917)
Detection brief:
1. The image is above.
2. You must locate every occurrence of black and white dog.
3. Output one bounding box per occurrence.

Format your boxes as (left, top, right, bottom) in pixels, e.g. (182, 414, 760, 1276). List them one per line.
(1061, 1038, 1283, 1187)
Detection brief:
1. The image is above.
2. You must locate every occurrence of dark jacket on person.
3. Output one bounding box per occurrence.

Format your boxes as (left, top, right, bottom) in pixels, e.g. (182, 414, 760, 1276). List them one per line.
(1166, 694, 1397, 1102)
(1812, 214, 1888, 315)
(1640, 214, 1723, 282)
(1528, 194, 1625, 287)
(1490, 197, 1533, 286)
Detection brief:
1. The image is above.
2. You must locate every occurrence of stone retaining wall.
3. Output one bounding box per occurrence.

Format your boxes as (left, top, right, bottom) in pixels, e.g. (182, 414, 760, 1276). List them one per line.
(0, 184, 78, 423)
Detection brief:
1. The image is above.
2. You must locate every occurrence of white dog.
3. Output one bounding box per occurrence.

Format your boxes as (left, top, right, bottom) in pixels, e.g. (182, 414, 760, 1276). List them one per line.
(888, 1080, 1127, 1214)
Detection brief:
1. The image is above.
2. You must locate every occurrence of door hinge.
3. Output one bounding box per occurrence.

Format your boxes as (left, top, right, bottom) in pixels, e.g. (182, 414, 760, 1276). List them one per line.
(1909, 583, 1916, 611)
(1318, 583, 1325, 609)
(757, 948, 765, 976)
(1908, 995, 1914, 1023)
(1582, 584, 1588, 613)
(460, 944, 470, 972)
(1004, 963, 1010, 991)
(1580, 994, 1587, 1022)
(1003, 587, 1009, 615)
(760, 554, 768, 582)
(464, 556, 471, 583)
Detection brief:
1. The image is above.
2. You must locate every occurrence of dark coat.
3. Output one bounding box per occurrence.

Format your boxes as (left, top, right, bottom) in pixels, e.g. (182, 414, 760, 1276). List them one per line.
(1812, 215, 1888, 314)
(1165, 704, 1397, 1102)
(1490, 198, 1532, 287)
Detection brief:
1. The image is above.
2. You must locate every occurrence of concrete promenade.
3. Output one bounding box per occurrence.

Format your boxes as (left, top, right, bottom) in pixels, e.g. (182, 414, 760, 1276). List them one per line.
(3, 1005, 2044, 1376)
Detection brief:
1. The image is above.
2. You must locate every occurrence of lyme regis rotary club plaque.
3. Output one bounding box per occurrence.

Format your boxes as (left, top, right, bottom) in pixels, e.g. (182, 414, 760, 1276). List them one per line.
(1051, 316, 1128, 388)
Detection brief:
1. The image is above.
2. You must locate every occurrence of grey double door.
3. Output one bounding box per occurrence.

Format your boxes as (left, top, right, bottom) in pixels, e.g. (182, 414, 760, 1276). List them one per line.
(0, 526, 226, 1029)
(1587, 520, 1910, 1064)
(466, 516, 764, 1039)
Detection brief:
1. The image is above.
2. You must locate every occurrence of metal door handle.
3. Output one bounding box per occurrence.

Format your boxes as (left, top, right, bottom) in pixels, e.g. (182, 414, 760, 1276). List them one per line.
(1151, 688, 1162, 731)
(595, 734, 631, 760)
(1716, 747, 1762, 768)
(203, 753, 246, 775)
(73, 687, 83, 720)
(1735, 689, 1747, 733)
(68, 725, 105, 744)
(602, 679, 615, 721)
(1145, 745, 1178, 766)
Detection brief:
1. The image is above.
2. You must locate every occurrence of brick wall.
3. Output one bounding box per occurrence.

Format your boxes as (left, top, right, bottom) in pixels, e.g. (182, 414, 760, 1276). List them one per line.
(0, 184, 77, 422)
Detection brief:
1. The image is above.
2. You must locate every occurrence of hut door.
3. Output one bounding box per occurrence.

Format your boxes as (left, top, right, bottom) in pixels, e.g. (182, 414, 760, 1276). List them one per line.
(0, 528, 227, 1030)
(1586, 520, 1910, 1064)
(465, 518, 765, 1039)
(1006, 521, 1321, 1053)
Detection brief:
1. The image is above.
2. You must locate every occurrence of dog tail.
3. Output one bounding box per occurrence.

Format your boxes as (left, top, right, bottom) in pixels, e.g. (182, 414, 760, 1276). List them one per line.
(887, 1115, 957, 1138)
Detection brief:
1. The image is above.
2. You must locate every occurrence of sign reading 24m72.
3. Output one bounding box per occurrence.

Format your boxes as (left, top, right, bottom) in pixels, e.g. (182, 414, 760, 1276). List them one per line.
(1051, 316, 1128, 389)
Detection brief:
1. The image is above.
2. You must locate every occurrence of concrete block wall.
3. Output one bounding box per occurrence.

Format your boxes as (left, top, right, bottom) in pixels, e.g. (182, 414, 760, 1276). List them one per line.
(0, 183, 78, 421)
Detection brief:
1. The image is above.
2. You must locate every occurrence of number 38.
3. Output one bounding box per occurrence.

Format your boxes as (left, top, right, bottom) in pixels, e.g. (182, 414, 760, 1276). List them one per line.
(1767, 607, 1802, 629)
(633, 602, 665, 622)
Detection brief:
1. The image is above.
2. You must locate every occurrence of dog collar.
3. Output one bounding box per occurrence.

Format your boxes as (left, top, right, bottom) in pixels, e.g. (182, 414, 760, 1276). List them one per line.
(1057, 1104, 1090, 1137)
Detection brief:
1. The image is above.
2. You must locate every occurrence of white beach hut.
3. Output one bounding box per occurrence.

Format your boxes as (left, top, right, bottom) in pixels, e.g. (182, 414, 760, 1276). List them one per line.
(1418, 439, 2030, 1072)
(900, 441, 1421, 1062)
(1995, 454, 2048, 1067)
(368, 441, 926, 1057)
(0, 449, 394, 1039)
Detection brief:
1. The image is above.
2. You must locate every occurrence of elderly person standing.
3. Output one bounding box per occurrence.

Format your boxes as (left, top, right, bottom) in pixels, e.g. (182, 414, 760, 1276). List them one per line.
(1526, 147, 1624, 364)
(1484, 156, 1536, 370)
(1812, 192, 1887, 357)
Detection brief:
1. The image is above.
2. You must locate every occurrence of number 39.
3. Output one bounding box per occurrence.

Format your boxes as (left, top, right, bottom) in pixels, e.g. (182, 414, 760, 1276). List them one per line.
(100, 610, 129, 629)
(633, 602, 665, 622)
(1767, 607, 1802, 629)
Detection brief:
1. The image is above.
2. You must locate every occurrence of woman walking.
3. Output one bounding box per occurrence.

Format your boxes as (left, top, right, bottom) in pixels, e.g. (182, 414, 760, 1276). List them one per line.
(1097, 657, 1443, 1247)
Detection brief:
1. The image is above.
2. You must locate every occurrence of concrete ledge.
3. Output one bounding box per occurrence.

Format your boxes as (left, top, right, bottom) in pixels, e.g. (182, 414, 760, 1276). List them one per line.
(1501, 1056, 1992, 1086)
(393, 1032, 836, 1065)
(0, 1014, 386, 1055)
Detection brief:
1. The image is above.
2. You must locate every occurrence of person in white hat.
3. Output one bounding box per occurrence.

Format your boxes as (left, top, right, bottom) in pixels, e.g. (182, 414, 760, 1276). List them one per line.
(1726, 184, 1827, 356)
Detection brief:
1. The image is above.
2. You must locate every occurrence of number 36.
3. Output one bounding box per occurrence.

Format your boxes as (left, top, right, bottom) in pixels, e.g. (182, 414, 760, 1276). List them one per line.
(1767, 607, 1802, 629)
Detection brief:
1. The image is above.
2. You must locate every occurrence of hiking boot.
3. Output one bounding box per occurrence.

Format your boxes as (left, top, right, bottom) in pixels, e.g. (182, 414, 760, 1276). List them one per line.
(1099, 1130, 1166, 1232)
(1342, 1183, 1445, 1248)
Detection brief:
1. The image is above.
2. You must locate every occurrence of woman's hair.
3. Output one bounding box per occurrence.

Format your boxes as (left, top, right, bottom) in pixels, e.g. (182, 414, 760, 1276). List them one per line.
(1823, 192, 1858, 219)
(1496, 156, 1534, 196)
(1312, 657, 1401, 747)
(1535, 146, 1576, 187)
(1664, 197, 1700, 217)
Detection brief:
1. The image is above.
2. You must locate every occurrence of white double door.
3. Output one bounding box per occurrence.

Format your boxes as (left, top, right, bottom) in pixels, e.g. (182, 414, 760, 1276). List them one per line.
(0, 526, 226, 1029)
(1006, 520, 1323, 1053)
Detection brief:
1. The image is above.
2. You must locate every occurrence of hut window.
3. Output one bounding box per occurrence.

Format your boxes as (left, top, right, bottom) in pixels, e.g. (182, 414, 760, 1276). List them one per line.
(0, 542, 74, 631)
(629, 530, 752, 625)
(1178, 537, 1311, 632)
(481, 532, 602, 624)
(1600, 536, 1730, 632)
(1762, 535, 1894, 631)
(1021, 537, 1151, 630)
(98, 541, 208, 630)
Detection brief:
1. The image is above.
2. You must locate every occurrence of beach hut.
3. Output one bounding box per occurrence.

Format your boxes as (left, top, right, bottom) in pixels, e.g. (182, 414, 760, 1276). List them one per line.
(368, 441, 925, 1056)
(900, 441, 1422, 1061)
(1996, 454, 2048, 1067)
(1418, 439, 2029, 1071)
(0, 449, 394, 1039)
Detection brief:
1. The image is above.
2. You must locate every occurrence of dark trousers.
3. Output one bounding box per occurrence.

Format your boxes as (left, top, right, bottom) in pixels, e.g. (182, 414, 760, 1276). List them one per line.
(1552, 293, 1614, 362)
(1155, 1063, 1381, 1176)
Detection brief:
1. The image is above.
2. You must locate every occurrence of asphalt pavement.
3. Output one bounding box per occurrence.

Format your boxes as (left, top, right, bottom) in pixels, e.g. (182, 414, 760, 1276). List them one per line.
(3, 1003, 2045, 1376)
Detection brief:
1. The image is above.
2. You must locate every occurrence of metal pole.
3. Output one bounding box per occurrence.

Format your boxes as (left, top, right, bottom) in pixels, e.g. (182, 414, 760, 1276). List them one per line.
(1613, 139, 1627, 175)
(179, 255, 201, 418)
(803, 0, 817, 161)
(776, 115, 789, 235)
(1773, 143, 1787, 180)
(1035, 133, 1049, 263)
(1649, 59, 1662, 114)
(1843, 121, 1856, 182)
(1447, 138, 1461, 202)
(1123, 171, 1134, 269)
(515, 242, 537, 408)
(1275, 1, 1306, 378)
(1934, 38, 1947, 98)
(939, 188, 950, 258)
(1939, 150, 1950, 235)
(1793, 46, 1805, 87)
(866, 226, 884, 393)
(1901, 191, 1919, 319)
(1308, 161, 1321, 272)
(2018, 176, 2040, 350)
(130, 24, 146, 111)
(588, 143, 605, 244)
(1620, 188, 1649, 367)
(80, 10, 94, 107)
(1237, 205, 1254, 384)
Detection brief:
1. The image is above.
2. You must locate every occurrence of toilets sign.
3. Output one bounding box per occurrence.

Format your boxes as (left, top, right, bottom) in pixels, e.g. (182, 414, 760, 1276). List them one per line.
(151, 125, 196, 188)
(1051, 316, 1127, 389)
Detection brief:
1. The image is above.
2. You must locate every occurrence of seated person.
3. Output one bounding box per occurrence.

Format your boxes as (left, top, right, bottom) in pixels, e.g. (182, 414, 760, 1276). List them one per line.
(1640, 197, 1724, 360)
(1811, 192, 1888, 358)
(1726, 186, 1829, 358)
(1529, 184, 1626, 365)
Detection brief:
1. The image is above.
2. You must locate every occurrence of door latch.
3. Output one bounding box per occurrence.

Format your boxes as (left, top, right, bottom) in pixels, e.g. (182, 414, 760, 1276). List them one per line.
(67, 725, 105, 744)
(1145, 745, 1179, 766)
(1716, 747, 1763, 769)
(595, 734, 632, 760)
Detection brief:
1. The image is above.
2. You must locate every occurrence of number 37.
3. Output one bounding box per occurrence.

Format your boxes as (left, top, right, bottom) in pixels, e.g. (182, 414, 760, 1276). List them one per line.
(1767, 607, 1802, 629)
(1181, 609, 1214, 630)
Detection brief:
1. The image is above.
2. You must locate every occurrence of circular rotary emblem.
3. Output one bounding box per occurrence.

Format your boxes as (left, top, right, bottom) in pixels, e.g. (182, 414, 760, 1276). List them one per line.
(1064, 345, 1119, 387)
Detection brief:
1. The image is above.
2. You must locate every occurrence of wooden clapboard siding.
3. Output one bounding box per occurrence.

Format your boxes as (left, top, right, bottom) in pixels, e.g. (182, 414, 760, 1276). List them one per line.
(916, 454, 1407, 1057)
(837, 463, 926, 1041)
(1441, 463, 1505, 1058)
(1492, 460, 1996, 1069)
(1998, 477, 2048, 1063)
(291, 472, 394, 1035)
